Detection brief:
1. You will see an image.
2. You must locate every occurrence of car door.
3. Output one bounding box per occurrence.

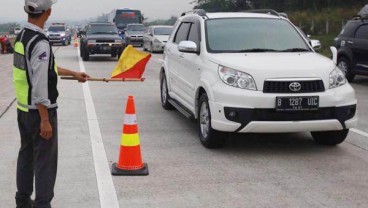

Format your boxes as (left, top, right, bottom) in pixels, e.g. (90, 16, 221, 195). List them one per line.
(177, 20, 201, 108)
(352, 24, 368, 69)
(165, 22, 191, 100)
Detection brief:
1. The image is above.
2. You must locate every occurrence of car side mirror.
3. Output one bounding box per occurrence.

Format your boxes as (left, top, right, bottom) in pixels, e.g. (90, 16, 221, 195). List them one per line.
(178, 41, 198, 54)
(147, 32, 153, 36)
(310, 39, 321, 51)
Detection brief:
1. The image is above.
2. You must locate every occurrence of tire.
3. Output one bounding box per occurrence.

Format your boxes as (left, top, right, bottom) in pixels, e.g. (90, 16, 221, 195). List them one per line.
(337, 57, 355, 82)
(311, 129, 349, 146)
(160, 73, 174, 110)
(198, 93, 226, 148)
(82, 47, 89, 61)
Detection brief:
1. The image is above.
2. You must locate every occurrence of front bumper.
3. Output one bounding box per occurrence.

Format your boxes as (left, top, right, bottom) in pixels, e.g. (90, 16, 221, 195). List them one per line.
(49, 36, 68, 44)
(209, 82, 357, 133)
(152, 42, 165, 51)
(86, 43, 124, 55)
(126, 37, 143, 46)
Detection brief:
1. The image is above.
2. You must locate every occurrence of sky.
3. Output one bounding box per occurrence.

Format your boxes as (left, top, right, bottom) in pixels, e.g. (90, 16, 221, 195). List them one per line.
(0, 0, 195, 23)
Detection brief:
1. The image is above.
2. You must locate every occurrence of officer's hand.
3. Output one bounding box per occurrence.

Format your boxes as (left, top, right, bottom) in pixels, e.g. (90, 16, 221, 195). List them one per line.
(74, 72, 90, 83)
(40, 120, 53, 140)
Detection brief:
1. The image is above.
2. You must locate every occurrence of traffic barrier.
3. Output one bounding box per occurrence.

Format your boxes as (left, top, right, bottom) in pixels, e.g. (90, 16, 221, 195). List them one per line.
(111, 95, 149, 176)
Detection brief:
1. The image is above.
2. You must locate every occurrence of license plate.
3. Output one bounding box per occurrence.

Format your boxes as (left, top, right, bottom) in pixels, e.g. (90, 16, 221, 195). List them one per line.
(276, 96, 319, 111)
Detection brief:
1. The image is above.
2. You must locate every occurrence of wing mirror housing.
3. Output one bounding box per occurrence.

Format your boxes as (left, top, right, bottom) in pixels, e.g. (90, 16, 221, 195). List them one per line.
(178, 41, 199, 54)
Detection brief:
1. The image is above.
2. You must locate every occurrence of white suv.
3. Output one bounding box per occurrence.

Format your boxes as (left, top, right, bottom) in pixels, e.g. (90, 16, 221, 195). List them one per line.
(160, 10, 357, 148)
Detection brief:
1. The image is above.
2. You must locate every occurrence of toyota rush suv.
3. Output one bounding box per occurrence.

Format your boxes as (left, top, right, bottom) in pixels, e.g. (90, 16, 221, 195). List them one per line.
(160, 10, 357, 148)
(334, 16, 368, 82)
(80, 22, 125, 61)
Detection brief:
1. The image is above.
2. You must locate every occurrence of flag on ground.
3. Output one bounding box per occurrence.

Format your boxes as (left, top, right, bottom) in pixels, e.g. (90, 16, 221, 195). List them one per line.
(111, 45, 151, 79)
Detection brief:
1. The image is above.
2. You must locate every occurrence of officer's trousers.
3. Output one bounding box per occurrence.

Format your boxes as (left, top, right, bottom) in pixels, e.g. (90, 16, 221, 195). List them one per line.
(15, 109, 58, 208)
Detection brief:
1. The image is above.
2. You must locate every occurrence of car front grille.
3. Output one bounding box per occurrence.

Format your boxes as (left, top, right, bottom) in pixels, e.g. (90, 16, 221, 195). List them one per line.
(96, 40, 114, 43)
(263, 79, 325, 93)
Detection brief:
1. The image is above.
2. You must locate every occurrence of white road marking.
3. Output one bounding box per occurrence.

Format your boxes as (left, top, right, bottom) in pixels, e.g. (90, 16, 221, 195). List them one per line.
(77, 49, 120, 208)
(351, 128, 368, 138)
(150, 58, 163, 64)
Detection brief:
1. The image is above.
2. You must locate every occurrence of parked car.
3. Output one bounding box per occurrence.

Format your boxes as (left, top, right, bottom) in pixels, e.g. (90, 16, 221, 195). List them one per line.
(79, 22, 125, 61)
(160, 9, 357, 148)
(334, 6, 368, 82)
(143, 25, 173, 52)
(124, 23, 145, 46)
(47, 23, 72, 46)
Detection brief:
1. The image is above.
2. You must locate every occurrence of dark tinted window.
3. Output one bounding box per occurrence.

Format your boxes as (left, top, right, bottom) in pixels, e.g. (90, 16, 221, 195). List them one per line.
(87, 25, 118, 35)
(188, 23, 200, 46)
(48, 26, 65, 32)
(355, 25, 368, 40)
(174, 22, 191, 44)
(127, 24, 145, 31)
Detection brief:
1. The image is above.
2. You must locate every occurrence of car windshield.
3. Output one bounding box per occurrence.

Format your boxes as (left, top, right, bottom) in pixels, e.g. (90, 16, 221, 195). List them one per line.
(127, 25, 145, 31)
(48, 26, 65, 32)
(205, 18, 310, 53)
(87, 25, 118, 35)
(154, 27, 173, 35)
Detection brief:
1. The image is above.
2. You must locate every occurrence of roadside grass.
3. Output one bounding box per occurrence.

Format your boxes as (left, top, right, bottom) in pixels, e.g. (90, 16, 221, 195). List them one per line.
(310, 33, 338, 58)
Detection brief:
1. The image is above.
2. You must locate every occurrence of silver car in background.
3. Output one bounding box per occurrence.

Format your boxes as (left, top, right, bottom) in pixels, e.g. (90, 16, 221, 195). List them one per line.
(143, 25, 173, 52)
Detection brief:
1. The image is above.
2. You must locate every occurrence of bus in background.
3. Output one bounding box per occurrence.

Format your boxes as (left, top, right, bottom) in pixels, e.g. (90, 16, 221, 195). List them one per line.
(108, 8, 143, 37)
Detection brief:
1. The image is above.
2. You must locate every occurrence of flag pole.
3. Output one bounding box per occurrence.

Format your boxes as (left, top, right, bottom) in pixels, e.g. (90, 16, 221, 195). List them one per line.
(60, 76, 145, 82)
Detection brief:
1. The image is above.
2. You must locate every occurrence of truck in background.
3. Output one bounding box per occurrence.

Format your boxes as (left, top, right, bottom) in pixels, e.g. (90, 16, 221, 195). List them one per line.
(107, 8, 143, 38)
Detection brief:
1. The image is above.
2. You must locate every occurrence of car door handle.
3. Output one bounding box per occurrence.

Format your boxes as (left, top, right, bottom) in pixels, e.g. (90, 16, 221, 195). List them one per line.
(347, 41, 354, 44)
(179, 53, 184, 58)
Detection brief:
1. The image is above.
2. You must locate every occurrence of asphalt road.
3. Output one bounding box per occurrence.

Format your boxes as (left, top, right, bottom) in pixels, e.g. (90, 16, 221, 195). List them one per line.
(1, 45, 368, 208)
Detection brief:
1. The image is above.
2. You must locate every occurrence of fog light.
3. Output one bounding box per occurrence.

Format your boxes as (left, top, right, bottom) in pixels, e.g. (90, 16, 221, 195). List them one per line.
(228, 111, 237, 118)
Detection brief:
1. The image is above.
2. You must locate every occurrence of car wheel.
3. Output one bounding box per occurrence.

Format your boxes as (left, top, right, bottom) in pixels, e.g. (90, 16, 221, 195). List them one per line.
(160, 72, 174, 110)
(143, 42, 146, 51)
(82, 47, 89, 61)
(79, 45, 83, 57)
(311, 129, 349, 146)
(198, 93, 226, 148)
(338, 57, 355, 82)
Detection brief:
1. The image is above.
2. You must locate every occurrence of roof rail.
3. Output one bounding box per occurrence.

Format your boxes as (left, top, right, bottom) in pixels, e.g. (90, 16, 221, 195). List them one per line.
(181, 9, 207, 18)
(242, 9, 282, 17)
(352, 15, 368, 22)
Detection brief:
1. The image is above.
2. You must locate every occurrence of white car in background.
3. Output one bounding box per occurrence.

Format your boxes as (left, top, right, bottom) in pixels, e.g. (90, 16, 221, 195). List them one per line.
(160, 10, 357, 148)
(143, 25, 173, 52)
(14, 27, 22, 35)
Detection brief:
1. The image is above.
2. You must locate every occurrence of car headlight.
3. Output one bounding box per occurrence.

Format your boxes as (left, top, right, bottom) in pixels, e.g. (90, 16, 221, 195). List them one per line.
(87, 40, 96, 44)
(329, 67, 347, 89)
(115, 39, 123, 44)
(154, 39, 161, 44)
(60, 33, 65, 37)
(218, 66, 257, 90)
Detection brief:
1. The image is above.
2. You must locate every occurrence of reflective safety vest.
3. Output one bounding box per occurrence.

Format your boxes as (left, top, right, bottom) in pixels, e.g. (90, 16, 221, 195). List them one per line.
(13, 28, 58, 112)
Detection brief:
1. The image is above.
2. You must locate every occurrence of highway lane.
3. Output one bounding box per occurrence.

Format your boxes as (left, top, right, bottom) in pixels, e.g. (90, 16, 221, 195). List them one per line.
(1, 45, 368, 207)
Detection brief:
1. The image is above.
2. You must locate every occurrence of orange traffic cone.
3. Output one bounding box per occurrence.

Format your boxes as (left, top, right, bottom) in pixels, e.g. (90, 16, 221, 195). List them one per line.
(74, 38, 78, 47)
(111, 95, 149, 176)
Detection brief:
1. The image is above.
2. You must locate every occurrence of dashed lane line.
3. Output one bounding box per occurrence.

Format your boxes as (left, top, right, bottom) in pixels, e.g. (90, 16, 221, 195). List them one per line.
(77, 48, 119, 208)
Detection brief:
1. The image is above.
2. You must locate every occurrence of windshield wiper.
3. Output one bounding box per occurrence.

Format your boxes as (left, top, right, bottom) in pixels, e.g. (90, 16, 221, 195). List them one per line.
(233, 48, 278, 53)
(281, 48, 310, 52)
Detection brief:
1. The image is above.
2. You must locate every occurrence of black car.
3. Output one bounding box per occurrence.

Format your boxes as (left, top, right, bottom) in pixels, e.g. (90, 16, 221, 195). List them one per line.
(334, 6, 368, 82)
(80, 22, 125, 61)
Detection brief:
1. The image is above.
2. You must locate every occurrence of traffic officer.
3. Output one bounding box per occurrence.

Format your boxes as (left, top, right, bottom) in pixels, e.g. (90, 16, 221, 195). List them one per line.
(13, 0, 89, 207)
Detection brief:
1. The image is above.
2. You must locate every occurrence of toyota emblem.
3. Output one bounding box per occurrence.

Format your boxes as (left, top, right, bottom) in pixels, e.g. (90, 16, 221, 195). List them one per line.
(289, 82, 302, 92)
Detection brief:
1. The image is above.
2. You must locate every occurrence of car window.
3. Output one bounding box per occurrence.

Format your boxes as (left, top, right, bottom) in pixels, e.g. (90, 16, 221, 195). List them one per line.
(87, 25, 118, 35)
(154, 27, 173, 35)
(174, 22, 191, 44)
(205, 18, 309, 53)
(188, 23, 200, 46)
(48, 26, 65, 32)
(355, 25, 368, 40)
(127, 25, 145, 31)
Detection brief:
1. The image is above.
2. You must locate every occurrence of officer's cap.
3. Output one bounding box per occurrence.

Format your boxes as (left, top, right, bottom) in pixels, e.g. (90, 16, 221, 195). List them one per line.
(24, 0, 57, 14)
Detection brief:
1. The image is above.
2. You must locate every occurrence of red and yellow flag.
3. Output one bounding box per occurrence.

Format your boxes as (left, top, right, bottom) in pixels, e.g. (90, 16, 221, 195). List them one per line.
(111, 45, 151, 79)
